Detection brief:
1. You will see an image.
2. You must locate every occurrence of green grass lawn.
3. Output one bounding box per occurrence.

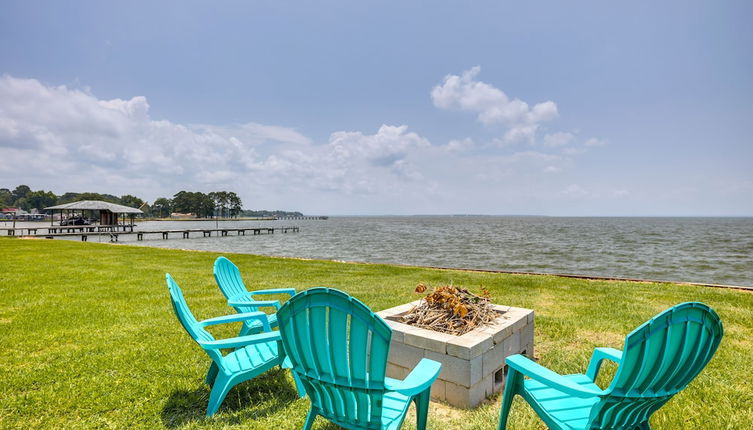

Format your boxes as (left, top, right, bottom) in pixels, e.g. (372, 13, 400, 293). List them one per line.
(1, 238, 751, 429)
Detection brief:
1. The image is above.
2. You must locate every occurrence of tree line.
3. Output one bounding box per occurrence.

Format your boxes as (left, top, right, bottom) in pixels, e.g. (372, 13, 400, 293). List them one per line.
(154, 191, 243, 218)
(1, 185, 244, 219)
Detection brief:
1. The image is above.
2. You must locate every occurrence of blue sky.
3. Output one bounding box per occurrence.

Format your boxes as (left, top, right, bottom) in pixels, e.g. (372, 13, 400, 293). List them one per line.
(1, 1, 751, 215)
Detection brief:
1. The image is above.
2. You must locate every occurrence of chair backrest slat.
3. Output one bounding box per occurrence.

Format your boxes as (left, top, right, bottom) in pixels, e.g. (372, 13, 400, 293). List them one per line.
(329, 308, 350, 382)
(214, 257, 259, 313)
(588, 302, 723, 429)
(349, 314, 369, 386)
(277, 288, 392, 429)
(650, 322, 690, 390)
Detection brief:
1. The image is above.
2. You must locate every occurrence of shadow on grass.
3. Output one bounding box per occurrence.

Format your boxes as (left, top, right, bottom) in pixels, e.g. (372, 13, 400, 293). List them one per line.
(160, 368, 299, 428)
(314, 420, 345, 430)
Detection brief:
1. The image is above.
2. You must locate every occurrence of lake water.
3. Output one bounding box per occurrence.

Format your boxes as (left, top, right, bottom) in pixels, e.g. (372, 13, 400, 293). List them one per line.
(10, 216, 753, 287)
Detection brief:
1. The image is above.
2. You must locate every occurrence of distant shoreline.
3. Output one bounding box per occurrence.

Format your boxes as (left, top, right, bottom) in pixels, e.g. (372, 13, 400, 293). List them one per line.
(413, 264, 753, 292)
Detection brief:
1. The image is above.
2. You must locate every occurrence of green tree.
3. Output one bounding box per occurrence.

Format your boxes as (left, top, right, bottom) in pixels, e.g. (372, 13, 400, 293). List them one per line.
(25, 190, 58, 210)
(172, 191, 194, 214)
(139, 202, 152, 217)
(172, 191, 213, 217)
(119, 195, 145, 209)
(207, 191, 243, 218)
(209, 191, 230, 218)
(152, 197, 173, 218)
(0, 188, 13, 208)
(57, 192, 81, 204)
(58, 192, 120, 204)
(14, 197, 30, 211)
(81, 193, 120, 203)
(11, 185, 31, 203)
(197, 193, 215, 218)
(228, 192, 243, 218)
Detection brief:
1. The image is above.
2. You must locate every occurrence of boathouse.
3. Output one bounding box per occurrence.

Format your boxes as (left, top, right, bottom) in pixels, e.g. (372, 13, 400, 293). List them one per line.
(44, 200, 143, 230)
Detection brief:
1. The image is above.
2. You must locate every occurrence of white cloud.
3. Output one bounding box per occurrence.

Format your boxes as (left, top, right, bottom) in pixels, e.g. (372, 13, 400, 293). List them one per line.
(431, 66, 558, 126)
(543, 131, 575, 147)
(0, 77, 291, 194)
(0, 74, 614, 214)
(500, 125, 539, 145)
(328, 124, 429, 166)
(0, 75, 438, 204)
(431, 66, 558, 147)
(430, 67, 609, 154)
(0, 117, 19, 140)
(445, 137, 474, 153)
(197, 122, 312, 146)
(322, 125, 430, 188)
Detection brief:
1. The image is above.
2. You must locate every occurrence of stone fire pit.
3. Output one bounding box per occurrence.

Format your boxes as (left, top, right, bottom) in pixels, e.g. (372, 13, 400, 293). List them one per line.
(377, 301, 534, 408)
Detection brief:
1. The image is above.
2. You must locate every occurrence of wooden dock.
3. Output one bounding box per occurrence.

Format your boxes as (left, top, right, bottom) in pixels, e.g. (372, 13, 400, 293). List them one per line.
(2, 224, 135, 235)
(2, 226, 299, 242)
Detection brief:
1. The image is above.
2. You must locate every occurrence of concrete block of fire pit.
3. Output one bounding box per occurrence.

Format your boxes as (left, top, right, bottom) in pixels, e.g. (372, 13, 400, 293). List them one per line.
(377, 300, 534, 409)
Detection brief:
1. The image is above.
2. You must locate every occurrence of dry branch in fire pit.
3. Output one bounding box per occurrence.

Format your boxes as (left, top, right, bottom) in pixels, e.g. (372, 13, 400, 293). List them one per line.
(400, 284, 501, 336)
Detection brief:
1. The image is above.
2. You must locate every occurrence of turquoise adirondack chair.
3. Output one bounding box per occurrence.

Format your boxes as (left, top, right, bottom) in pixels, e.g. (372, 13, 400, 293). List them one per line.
(498, 302, 723, 430)
(276, 287, 442, 430)
(166, 273, 302, 416)
(213, 256, 296, 336)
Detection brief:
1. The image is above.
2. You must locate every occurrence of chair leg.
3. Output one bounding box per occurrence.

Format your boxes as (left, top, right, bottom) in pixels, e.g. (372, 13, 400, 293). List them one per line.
(206, 374, 233, 417)
(413, 389, 431, 430)
(291, 370, 305, 398)
(303, 408, 318, 430)
(205, 362, 219, 387)
(498, 368, 521, 430)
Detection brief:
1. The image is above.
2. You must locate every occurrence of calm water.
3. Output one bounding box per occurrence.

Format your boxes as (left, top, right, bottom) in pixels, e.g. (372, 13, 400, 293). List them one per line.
(15, 216, 753, 286)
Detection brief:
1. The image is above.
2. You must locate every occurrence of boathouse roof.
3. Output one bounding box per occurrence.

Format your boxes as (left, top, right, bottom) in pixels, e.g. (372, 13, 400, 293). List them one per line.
(45, 200, 144, 214)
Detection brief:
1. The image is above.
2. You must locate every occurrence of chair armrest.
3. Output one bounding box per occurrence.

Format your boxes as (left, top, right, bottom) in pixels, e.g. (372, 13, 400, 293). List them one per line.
(228, 298, 281, 310)
(199, 331, 281, 350)
(250, 288, 297, 297)
(586, 347, 623, 381)
(384, 358, 442, 397)
(199, 311, 271, 332)
(506, 354, 604, 398)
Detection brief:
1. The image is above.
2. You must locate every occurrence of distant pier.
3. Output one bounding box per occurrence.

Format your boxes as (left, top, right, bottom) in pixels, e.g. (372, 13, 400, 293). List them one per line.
(1, 226, 299, 242)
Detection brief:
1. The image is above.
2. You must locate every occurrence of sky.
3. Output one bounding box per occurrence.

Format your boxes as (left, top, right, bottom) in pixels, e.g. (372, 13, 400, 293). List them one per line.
(0, 1, 751, 216)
